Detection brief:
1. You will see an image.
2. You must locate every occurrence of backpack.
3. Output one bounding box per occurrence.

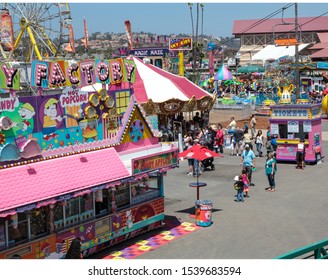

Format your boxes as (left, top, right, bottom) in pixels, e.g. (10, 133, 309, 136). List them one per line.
(234, 182, 240, 190)
(203, 132, 212, 145)
(234, 180, 243, 190)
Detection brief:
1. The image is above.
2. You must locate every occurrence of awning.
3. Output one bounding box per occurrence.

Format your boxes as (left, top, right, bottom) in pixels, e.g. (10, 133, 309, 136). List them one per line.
(252, 44, 309, 62)
(237, 65, 265, 74)
(0, 148, 130, 216)
(130, 56, 213, 103)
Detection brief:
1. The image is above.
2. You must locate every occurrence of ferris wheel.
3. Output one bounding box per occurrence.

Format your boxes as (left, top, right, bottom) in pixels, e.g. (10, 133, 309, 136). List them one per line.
(0, 3, 72, 61)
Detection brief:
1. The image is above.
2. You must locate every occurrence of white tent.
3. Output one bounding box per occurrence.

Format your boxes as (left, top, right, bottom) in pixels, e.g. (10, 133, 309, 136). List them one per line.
(252, 44, 309, 63)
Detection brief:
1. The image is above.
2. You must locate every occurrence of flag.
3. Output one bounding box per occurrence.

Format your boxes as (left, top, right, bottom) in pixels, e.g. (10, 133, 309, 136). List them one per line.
(0, 10, 14, 51)
(81, 18, 89, 50)
(150, 36, 153, 44)
(124, 20, 133, 50)
(164, 35, 167, 43)
(136, 37, 139, 44)
(65, 43, 72, 52)
(157, 36, 160, 44)
(66, 24, 75, 53)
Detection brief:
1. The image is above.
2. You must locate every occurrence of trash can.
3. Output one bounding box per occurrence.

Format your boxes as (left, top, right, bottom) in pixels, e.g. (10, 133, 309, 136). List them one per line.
(195, 200, 213, 227)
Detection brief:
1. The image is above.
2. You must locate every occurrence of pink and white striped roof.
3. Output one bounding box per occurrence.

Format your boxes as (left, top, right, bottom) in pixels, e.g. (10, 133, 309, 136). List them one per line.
(131, 57, 213, 103)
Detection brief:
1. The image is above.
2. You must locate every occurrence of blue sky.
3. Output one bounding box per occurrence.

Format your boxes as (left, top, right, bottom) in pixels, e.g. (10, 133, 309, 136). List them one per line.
(69, 2, 328, 39)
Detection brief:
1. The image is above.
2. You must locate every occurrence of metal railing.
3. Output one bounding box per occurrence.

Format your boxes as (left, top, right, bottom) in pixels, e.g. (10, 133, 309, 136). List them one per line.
(274, 238, 328, 259)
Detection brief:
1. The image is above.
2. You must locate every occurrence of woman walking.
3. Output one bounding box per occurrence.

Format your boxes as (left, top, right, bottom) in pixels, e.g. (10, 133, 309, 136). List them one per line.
(255, 130, 264, 157)
(265, 152, 277, 192)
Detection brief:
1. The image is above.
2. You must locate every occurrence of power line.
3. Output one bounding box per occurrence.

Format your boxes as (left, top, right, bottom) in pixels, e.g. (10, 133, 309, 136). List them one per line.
(218, 3, 294, 47)
(235, 6, 328, 61)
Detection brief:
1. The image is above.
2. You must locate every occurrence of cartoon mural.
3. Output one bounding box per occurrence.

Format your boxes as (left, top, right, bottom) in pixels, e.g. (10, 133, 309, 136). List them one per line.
(0, 88, 134, 163)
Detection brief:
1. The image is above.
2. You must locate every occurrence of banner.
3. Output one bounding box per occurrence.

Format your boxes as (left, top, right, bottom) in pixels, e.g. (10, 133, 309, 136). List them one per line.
(81, 18, 89, 50)
(124, 20, 133, 50)
(66, 24, 76, 53)
(0, 11, 14, 51)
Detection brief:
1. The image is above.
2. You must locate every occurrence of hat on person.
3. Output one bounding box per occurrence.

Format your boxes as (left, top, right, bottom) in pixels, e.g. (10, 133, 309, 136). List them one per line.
(21, 103, 35, 112)
(44, 98, 58, 109)
(245, 144, 250, 149)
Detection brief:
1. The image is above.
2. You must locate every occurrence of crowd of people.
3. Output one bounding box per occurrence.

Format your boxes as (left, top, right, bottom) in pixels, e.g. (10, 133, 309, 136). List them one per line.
(180, 112, 282, 202)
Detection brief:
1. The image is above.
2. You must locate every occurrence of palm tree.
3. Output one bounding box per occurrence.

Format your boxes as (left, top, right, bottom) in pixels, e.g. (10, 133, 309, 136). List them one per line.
(194, 3, 200, 82)
(188, 3, 194, 39)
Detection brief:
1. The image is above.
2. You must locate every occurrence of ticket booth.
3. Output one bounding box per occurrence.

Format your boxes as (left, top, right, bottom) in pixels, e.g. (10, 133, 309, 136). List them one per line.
(269, 104, 322, 163)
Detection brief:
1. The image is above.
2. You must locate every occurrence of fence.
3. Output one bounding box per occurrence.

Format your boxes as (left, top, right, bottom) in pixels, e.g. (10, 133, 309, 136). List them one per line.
(210, 104, 254, 124)
(275, 238, 328, 259)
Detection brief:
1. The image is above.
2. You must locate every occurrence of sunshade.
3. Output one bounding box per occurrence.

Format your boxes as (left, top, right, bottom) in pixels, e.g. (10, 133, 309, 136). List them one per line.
(214, 65, 233, 81)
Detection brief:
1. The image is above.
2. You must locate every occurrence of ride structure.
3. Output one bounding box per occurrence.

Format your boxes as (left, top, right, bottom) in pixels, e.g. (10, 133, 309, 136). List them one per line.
(0, 3, 72, 62)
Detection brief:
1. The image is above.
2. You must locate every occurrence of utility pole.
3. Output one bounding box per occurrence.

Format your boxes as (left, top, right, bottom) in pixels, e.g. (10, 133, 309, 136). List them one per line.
(295, 2, 300, 99)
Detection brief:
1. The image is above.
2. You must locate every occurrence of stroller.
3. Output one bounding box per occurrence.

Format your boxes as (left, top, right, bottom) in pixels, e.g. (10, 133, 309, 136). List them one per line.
(200, 157, 215, 172)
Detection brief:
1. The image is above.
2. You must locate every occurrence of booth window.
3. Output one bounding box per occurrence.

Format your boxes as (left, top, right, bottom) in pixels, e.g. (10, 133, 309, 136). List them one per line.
(131, 177, 161, 205)
(0, 218, 5, 248)
(8, 213, 28, 245)
(53, 203, 64, 231)
(95, 189, 110, 217)
(80, 194, 94, 220)
(30, 207, 48, 238)
(294, 123, 309, 140)
(278, 123, 309, 140)
(115, 184, 130, 209)
(65, 198, 80, 225)
(115, 90, 130, 114)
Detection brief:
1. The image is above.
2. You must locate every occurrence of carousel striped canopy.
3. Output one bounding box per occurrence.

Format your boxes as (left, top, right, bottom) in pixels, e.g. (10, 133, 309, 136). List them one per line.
(214, 65, 233, 81)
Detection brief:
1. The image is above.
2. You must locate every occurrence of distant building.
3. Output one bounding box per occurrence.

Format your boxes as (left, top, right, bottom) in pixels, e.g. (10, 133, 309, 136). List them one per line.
(232, 16, 328, 66)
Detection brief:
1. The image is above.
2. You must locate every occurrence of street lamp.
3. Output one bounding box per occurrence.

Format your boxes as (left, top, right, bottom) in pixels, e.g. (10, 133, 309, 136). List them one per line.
(295, 3, 300, 99)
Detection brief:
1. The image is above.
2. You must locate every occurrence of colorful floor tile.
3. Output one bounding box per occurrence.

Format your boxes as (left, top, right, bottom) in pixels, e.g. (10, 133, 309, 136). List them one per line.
(101, 220, 200, 259)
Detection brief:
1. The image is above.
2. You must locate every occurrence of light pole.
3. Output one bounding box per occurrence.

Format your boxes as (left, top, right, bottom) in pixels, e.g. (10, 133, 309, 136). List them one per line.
(295, 2, 300, 99)
(188, 3, 196, 78)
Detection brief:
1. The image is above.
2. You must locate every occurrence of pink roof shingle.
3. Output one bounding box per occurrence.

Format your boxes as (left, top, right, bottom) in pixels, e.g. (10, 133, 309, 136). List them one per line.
(310, 48, 328, 58)
(317, 32, 328, 42)
(0, 148, 130, 213)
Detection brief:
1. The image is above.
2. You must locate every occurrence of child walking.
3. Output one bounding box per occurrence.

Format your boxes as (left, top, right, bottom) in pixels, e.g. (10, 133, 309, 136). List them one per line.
(234, 174, 245, 202)
(241, 168, 250, 197)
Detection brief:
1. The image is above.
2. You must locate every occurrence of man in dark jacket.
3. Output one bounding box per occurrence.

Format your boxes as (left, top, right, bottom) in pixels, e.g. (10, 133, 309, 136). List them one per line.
(233, 127, 244, 156)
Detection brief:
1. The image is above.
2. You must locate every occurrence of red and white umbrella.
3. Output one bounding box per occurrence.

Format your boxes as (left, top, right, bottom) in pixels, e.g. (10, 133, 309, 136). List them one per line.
(179, 144, 223, 161)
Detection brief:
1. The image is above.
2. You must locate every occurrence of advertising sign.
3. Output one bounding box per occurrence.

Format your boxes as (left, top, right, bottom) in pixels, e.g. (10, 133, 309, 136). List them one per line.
(169, 38, 192, 50)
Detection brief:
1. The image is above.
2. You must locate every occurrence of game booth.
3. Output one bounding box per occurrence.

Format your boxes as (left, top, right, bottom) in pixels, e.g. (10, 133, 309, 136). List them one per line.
(269, 104, 322, 163)
(0, 58, 180, 259)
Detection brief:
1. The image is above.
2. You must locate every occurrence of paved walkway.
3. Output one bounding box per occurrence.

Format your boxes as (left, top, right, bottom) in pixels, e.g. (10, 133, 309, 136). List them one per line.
(135, 119, 328, 259)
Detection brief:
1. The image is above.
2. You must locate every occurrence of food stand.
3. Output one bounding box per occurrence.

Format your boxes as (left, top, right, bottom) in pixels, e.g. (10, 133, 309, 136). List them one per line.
(0, 57, 179, 259)
(269, 104, 322, 163)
